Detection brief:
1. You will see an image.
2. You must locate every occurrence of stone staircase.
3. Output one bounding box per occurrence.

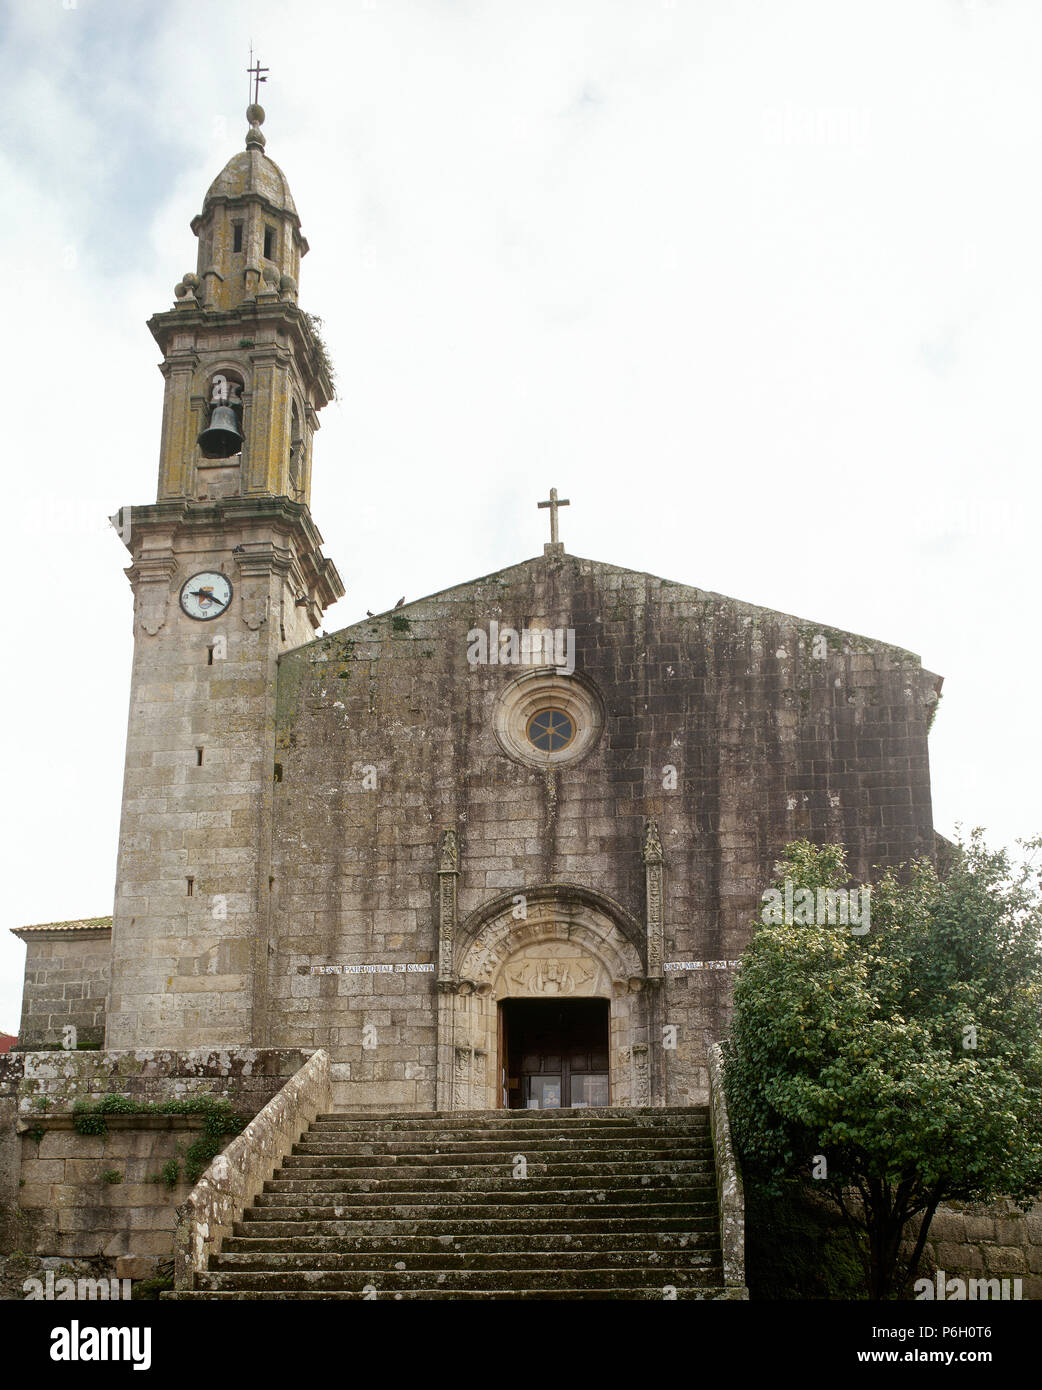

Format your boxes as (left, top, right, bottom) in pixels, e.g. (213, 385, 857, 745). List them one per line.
(175, 1106, 729, 1299)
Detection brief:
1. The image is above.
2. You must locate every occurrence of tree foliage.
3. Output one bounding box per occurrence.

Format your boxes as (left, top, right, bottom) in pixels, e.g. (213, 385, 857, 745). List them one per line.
(724, 833, 1042, 1298)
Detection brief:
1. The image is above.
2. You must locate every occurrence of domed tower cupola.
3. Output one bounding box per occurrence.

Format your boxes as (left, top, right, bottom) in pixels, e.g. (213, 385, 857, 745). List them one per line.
(149, 94, 337, 510)
(181, 105, 307, 312)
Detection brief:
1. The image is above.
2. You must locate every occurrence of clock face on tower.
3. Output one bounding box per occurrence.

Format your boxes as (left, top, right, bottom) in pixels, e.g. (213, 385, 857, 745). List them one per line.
(179, 572, 233, 621)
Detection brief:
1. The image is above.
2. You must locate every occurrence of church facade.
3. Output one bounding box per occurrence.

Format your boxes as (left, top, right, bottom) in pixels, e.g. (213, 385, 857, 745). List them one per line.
(15, 107, 943, 1117)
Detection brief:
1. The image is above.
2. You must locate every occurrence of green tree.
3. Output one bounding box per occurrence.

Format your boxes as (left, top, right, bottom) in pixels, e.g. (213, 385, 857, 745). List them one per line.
(724, 833, 1042, 1300)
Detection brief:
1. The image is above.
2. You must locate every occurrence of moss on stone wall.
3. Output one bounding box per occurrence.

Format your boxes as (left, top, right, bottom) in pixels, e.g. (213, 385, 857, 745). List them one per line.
(745, 1177, 868, 1300)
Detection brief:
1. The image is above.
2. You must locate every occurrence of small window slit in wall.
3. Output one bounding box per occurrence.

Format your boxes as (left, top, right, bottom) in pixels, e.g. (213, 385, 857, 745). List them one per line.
(233, 221, 243, 253)
(207, 646, 215, 665)
(196, 747, 204, 765)
(186, 878, 194, 897)
(263, 225, 275, 259)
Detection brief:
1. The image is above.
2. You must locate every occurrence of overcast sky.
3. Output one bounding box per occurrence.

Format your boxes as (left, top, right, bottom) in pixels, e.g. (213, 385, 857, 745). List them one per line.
(1, 0, 1039, 1033)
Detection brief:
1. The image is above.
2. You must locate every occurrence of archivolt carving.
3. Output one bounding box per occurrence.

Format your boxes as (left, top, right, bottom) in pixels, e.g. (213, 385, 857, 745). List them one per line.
(458, 900, 642, 992)
(455, 884, 645, 982)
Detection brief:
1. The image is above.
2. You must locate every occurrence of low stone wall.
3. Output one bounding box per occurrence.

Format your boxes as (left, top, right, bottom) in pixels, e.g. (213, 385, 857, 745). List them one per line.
(2, 1048, 315, 1114)
(0, 1049, 317, 1277)
(15, 1116, 203, 1262)
(706, 1040, 748, 1298)
(904, 1198, 1042, 1300)
(175, 1049, 331, 1290)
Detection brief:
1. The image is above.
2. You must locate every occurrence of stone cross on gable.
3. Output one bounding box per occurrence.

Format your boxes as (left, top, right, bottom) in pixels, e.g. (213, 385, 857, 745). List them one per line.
(537, 487, 570, 547)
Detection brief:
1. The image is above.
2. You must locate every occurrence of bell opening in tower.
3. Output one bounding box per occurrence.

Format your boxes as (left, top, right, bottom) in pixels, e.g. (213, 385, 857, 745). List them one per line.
(499, 998, 610, 1110)
(198, 370, 245, 460)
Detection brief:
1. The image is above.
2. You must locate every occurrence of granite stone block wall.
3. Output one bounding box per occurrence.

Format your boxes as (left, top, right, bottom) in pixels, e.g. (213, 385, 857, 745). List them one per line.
(16, 1116, 202, 1259)
(104, 498, 328, 1052)
(905, 1199, 1042, 1300)
(0, 1049, 315, 1262)
(268, 551, 940, 1110)
(13, 928, 110, 1049)
(1, 1048, 314, 1115)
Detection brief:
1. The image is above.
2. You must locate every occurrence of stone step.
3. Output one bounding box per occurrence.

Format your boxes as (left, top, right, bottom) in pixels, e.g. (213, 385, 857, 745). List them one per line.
(211, 1249, 722, 1272)
(271, 1157, 715, 1179)
(168, 1286, 733, 1300)
(307, 1118, 710, 1137)
(297, 1128, 716, 1150)
(285, 1146, 712, 1168)
(234, 1217, 719, 1239)
(252, 1189, 715, 1212)
(283, 1146, 714, 1168)
(194, 1267, 725, 1292)
(245, 1199, 713, 1222)
(221, 1230, 718, 1255)
(264, 1173, 716, 1195)
(291, 1136, 712, 1155)
(189, 1104, 724, 1301)
(315, 1107, 707, 1122)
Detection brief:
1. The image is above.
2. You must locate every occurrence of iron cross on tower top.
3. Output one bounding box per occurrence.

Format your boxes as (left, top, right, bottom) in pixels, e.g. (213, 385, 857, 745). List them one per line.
(538, 487, 570, 547)
(247, 48, 268, 105)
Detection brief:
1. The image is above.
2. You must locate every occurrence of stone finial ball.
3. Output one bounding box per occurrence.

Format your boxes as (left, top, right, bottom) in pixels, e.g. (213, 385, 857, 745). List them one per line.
(280, 273, 297, 292)
(174, 282, 187, 298)
(183, 272, 199, 288)
(246, 104, 266, 126)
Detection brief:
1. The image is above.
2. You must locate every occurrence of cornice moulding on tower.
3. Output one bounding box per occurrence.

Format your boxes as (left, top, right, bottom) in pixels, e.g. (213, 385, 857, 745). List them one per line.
(147, 304, 333, 409)
(117, 498, 344, 612)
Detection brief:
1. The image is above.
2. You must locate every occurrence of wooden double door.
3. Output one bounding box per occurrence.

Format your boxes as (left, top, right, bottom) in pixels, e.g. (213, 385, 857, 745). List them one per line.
(499, 998, 610, 1109)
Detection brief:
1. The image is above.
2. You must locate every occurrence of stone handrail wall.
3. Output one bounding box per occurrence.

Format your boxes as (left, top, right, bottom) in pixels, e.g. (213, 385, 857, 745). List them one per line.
(174, 1049, 331, 1291)
(706, 1038, 749, 1297)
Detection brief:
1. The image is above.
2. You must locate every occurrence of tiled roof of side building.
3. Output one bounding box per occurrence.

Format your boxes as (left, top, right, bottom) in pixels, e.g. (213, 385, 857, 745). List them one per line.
(10, 916, 113, 936)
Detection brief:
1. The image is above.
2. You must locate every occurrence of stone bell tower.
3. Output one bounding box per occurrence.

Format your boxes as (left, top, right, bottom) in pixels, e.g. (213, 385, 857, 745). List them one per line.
(106, 104, 344, 1049)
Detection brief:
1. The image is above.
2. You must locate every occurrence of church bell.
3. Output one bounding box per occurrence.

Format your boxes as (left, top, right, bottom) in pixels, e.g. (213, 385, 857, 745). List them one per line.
(198, 404, 243, 459)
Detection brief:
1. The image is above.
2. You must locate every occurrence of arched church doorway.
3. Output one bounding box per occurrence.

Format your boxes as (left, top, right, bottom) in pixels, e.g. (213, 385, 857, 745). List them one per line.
(436, 885, 657, 1110)
(500, 997, 610, 1109)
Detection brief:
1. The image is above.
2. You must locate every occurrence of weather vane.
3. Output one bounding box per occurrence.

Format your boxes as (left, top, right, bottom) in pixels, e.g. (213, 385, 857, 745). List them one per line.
(247, 43, 268, 106)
